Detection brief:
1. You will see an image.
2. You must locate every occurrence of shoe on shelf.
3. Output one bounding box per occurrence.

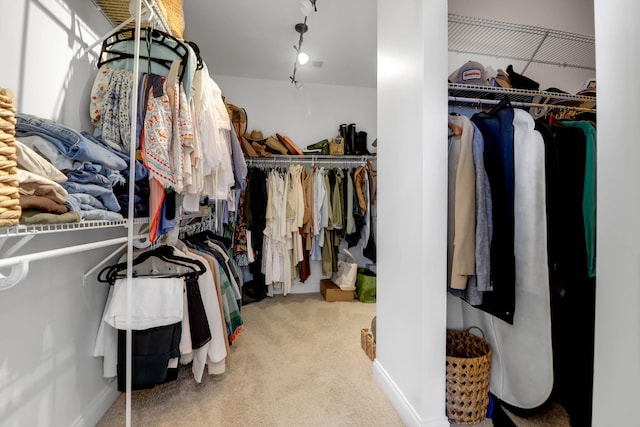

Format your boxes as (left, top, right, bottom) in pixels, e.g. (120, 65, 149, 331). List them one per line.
(251, 141, 272, 157)
(306, 139, 329, 150)
(241, 136, 259, 157)
(265, 136, 289, 155)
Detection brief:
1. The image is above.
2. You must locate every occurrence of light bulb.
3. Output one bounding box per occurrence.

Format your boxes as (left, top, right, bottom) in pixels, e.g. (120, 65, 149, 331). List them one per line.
(297, 51, 310, 65)
(299, 0, 313, 16)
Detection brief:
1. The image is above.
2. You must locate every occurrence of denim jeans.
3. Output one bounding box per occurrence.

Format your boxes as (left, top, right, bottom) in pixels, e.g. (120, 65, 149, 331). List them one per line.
(79, 209, 124, 222)
(82, 131, 148, 181)
(61, 181, 121, 212)
(66, 193, 107, 212)
(67, 170, 113, 188)
(16, 113, 128, 171)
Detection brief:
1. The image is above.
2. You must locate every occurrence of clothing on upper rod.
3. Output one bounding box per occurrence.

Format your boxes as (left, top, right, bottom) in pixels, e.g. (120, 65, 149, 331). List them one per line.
(88, 35, 246, 242)
(238, 162, 377, 299)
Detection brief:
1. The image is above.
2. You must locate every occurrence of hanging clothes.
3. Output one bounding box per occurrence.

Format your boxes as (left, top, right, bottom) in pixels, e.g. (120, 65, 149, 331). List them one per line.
(447, 114, 492, 306)
(470, 98, 516, 324)
(447, 114, 476, 291)
(462, 108, 552, 409)
(536, 117, 594, 427)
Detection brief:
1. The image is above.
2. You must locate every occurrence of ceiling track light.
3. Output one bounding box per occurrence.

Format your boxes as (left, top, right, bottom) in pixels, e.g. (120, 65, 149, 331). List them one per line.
(290, 2, 317, 88)
(299, 0, 317, 16)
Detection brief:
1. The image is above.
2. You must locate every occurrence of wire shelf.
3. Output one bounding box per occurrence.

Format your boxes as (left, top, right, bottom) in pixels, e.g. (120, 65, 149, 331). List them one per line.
(448, 14, 595, 72)
(0, 207, 210, 238)
(448, 83, 595, 106)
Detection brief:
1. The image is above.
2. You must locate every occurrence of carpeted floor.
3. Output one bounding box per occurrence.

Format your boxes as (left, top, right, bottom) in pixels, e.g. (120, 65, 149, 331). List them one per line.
(97, 293, 572, 427)
(97, 293, 403, 427)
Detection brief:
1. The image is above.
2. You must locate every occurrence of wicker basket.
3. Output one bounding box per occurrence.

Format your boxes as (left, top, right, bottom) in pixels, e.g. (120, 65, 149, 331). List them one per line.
(360, 328, 376, 361)
(95, 0, 184, 39)
(0, 87, 20, 227)
(445, 327, 492, 425)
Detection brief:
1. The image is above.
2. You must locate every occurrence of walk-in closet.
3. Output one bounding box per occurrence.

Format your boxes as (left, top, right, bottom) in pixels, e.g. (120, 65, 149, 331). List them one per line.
(1, 0, 640, 426)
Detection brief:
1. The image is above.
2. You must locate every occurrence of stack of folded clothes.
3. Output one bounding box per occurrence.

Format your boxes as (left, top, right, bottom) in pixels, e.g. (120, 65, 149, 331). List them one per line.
(81, 131, 149, 219)
(15, 113, 131, 223)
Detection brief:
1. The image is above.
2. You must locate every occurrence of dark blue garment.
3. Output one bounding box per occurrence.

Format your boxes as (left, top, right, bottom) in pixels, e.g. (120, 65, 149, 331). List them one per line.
(113, 180, 150, 218)
(471, 98, 516, 324)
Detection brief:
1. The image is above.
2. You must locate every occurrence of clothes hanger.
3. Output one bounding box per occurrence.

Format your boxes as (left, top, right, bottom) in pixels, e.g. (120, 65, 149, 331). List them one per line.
(97, 27, 189, 80)
(97, 245, 206, 285)
(185, 40, 204, 70)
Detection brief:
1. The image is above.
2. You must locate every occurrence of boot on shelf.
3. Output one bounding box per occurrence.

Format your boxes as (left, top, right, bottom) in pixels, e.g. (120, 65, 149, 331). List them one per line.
(346, 123, 357, 155)
(356, 131, 370, 155)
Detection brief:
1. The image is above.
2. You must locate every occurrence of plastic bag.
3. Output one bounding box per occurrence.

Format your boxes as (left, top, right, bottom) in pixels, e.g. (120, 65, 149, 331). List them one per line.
(331, 248, 358, 291)
(356, 268, 376, 303)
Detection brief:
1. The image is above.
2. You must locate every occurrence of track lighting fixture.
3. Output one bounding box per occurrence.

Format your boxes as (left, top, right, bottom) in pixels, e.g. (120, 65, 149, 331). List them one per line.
(299, 0, 317, 16)
(289, 2, 317, 88)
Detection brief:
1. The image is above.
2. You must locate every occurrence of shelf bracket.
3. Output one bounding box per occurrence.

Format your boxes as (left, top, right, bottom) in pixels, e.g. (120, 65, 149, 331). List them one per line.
(523, 30, 550, 74)
(2, 234, 36, 259)
(0, 260, 30, 291)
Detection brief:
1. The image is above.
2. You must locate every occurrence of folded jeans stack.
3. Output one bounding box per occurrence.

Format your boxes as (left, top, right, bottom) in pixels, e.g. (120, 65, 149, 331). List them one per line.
(15, 113, 129, 222)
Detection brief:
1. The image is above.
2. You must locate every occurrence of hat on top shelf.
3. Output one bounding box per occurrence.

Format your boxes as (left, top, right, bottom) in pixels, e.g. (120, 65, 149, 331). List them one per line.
(448, 61, 490, 86)
(244, 129, 266, 142)
(493, 69, 512, 88)
(506, 64, 540, 90)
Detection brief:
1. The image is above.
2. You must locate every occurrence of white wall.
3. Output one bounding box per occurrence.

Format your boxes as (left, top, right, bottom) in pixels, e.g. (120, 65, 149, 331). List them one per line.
(3, 0, 110, 128)
(374, 1, 449, 426)
(592, 0, 640, 424)
(0, 1, 125, 426)
(212, 75, 377, 154)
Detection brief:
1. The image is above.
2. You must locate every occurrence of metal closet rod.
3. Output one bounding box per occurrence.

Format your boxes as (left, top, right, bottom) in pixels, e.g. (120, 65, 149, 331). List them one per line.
(448, 96, 596, 112)
(246, 154, 374, 167)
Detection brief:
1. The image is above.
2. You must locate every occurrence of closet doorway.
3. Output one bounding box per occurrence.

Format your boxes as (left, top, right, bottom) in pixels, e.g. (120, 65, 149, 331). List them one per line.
(446, 1, 596, 425)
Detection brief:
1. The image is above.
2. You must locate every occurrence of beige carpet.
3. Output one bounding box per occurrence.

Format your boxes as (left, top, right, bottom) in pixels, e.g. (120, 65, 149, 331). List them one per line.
(97, 293, 404, 427)
(97, 293, 572, 427)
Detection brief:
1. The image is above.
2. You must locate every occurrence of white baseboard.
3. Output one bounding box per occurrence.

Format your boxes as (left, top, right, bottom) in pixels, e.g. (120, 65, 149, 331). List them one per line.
(372, 360, 450, 427)
(70, 381, 119, 427)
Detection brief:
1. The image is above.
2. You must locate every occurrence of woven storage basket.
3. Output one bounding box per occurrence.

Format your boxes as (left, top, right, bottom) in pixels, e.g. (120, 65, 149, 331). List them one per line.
(0, 87, 20, 227)
(446, 327, 492, 424)
(360, 328, 376, 361)
(95, 0, 184, 39)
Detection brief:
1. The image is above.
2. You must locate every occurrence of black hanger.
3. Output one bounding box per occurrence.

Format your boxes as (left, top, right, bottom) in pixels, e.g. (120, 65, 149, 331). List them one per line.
(186, 229, 232, 250)
(97, 28, 189, 80)
(185, 40, 204, 70)
(97, 245, 206, 285)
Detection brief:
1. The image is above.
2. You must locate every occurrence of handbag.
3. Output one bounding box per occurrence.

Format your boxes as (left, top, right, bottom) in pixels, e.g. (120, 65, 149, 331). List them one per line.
(355, 268, 376, 303)
(329, 137, 345, 155)
(331, 248, 358, 291)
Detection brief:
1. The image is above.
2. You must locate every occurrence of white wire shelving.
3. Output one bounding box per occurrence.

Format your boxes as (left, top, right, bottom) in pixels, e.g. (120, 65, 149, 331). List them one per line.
(448, 14, 595, 73)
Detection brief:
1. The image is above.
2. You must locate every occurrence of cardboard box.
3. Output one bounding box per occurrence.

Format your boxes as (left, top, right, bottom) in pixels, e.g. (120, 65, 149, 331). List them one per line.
(320, 279, 355, 302)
